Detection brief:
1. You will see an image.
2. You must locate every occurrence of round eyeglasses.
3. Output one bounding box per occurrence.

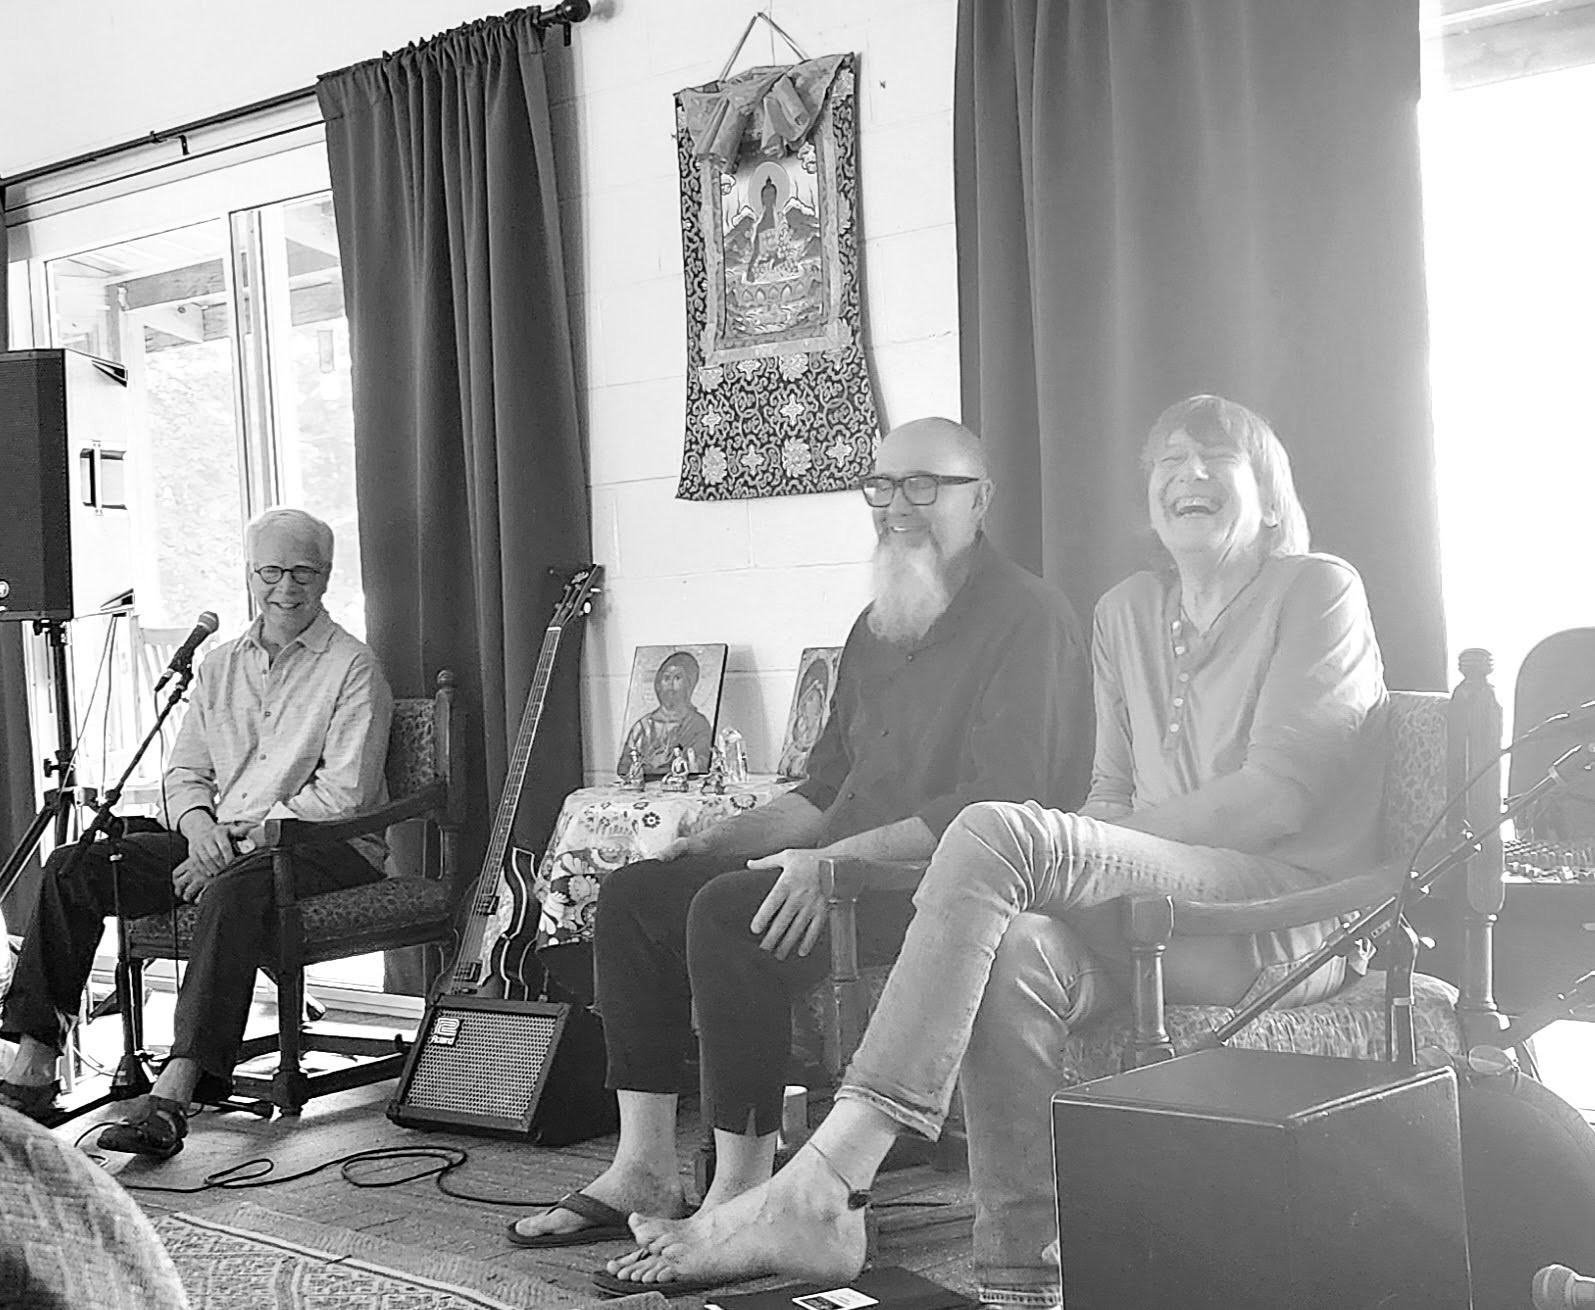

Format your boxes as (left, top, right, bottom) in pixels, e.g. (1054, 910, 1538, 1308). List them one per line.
(252, 565, 324, 585)
(859, 473, 982, 508)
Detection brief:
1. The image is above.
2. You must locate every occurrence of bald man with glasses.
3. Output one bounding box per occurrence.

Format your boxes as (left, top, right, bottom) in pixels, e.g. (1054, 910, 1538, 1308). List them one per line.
(0, 508, 391, 1156)
(510, 416, 1092, 1248)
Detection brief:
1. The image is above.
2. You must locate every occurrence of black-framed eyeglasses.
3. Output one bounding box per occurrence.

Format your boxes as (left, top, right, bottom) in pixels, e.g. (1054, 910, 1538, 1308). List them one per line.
(859, 473, 982, 508)
(252, 565, 324, 585)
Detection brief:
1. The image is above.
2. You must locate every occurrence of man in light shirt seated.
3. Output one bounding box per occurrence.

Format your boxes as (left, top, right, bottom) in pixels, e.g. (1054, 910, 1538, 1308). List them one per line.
(0, 508, 392, 1157)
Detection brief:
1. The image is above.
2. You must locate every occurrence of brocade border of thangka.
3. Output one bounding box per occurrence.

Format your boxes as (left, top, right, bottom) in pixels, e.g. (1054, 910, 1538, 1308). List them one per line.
(675, 53, 880, 500)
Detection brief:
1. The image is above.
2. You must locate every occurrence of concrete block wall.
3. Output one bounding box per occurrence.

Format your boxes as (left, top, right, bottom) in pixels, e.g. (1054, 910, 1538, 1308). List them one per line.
(558, 0, 961, 779)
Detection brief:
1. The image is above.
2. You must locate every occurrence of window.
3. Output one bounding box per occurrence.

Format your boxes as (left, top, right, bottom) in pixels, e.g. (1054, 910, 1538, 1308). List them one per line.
(1422, 15, 1595, 1113)
(1421, 61, 1595, 716)
(41, 195, 361, 638)
(10, 142, 387, 999)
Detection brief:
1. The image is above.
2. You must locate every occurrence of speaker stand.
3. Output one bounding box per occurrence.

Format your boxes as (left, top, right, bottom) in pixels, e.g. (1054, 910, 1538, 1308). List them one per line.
(0, 617, 87, 908)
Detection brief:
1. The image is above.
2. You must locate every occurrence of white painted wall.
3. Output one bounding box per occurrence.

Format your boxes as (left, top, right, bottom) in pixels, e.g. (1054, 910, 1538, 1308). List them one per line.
(1, 0, 962, 780)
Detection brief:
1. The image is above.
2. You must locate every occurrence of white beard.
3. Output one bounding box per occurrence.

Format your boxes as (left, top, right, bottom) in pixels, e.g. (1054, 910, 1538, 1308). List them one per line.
(868, 535, 953, 645)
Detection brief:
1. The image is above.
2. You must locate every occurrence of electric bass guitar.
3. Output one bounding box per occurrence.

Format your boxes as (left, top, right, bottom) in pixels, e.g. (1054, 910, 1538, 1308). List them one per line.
(444, 563, 603, 1001)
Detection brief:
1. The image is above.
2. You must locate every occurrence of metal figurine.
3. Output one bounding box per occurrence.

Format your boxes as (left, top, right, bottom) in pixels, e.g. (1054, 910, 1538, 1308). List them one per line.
(662, 744, 692, 792)
(700, 747, 728, 794)
(621, 744, 646, 791)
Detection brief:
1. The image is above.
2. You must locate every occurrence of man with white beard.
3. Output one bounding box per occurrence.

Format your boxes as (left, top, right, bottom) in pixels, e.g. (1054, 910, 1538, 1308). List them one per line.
(509, 416, 1091, 1249)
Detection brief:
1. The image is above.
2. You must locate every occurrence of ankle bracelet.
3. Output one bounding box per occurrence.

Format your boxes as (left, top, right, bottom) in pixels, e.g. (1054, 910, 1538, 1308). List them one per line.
(805, 1139, 871, 1210)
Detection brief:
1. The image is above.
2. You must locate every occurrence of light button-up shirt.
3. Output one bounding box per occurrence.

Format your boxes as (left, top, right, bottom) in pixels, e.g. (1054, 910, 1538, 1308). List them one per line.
(162, 610, 394, 870)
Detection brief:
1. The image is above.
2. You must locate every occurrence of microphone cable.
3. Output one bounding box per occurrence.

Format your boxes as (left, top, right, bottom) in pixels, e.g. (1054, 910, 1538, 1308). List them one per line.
(96, 1131, 953, 1210)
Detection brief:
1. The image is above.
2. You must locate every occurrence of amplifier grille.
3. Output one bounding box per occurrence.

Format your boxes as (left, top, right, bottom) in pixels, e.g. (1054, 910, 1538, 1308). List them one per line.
(404, 1008, 560, 1122)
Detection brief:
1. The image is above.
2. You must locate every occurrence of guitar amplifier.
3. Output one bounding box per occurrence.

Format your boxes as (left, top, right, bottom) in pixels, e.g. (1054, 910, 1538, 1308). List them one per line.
(388, 996, 570, 1138)
(1050, 1049, 1471, 1310)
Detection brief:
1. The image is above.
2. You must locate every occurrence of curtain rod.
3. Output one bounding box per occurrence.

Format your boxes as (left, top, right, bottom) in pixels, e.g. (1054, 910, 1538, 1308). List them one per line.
(0, 0, 592, 191)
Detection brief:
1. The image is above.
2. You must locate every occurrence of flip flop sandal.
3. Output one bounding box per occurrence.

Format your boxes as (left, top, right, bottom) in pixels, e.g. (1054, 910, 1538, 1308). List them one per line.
(0, 1079, 61, 1124)
(98, 1095, 189, 1159)
(507, 1190, 634, 1248)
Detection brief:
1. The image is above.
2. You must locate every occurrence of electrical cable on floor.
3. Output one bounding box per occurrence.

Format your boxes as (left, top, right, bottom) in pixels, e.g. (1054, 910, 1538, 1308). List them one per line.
(100, 1138, 569, 1206)
(89, 1130, 949, 1209)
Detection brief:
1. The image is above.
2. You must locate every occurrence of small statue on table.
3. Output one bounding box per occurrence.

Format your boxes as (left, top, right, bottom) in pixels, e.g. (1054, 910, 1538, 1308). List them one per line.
(717, 727, 749, 784)
(620, 744, 646, 792)
(661, 744, 692, 793)
(699, 747, 727, 794)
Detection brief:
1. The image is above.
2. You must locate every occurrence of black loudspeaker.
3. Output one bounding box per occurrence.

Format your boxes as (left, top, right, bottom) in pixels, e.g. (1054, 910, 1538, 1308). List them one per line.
(0, 348, 131, 623)
(387, 995, 618, 1145)
(1050, 1050, 1472, 1310)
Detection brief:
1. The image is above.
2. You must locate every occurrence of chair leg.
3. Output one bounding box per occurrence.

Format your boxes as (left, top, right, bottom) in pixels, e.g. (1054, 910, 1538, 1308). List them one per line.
(272, 966, 310, 1115)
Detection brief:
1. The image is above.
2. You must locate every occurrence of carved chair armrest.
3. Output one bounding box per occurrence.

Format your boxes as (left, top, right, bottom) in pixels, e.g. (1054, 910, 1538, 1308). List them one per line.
(1117, 869, 1399, 1068)
(818, 856, 930, 901)
(260, 782, 446, 851)
(260, 780, 447, 908)
(1133, 869, 1400, 938)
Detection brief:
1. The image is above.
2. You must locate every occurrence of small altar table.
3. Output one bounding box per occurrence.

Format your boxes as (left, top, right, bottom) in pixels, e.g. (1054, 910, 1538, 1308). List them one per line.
(533, 775, 795, 949)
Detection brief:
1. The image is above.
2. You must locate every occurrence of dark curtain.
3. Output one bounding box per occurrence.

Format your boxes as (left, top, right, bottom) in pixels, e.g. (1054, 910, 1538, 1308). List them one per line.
(956, 0, 1445, 690)
(317, 11, 589, 993)
(1, 196, 43, 931)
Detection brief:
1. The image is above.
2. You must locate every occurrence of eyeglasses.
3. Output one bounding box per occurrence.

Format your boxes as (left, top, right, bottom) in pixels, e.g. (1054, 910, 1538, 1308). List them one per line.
(859, 473, 982, 507)
(252, 565, 324, 585)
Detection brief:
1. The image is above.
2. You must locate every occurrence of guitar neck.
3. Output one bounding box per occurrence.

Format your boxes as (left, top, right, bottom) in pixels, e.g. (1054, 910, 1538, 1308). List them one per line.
(449, 629, 562, 987)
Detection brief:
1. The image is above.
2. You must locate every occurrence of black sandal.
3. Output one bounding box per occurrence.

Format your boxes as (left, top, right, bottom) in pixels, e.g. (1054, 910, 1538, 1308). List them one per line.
(98, 1095, 189, 1159)
(0, 1078, 61, 1124)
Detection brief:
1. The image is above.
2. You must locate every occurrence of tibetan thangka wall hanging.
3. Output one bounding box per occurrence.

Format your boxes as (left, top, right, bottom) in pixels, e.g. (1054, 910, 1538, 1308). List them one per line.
(674, 50, 880, 500)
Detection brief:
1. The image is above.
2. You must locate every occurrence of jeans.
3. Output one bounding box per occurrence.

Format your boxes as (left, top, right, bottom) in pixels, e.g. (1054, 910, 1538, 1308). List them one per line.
(594, 854, 913, 1135)
(0, 827, 380, 1079)
(836, 801, 1349, 1307)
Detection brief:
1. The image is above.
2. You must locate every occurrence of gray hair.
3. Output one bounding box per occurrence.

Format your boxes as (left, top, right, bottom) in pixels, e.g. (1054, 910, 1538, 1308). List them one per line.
(246, 507, 335, 567)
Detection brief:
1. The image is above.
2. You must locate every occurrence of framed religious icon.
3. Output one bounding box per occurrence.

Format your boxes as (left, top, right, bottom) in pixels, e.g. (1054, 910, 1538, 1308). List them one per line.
(776, 646, 843, 781)
(618, 644, 728, 776)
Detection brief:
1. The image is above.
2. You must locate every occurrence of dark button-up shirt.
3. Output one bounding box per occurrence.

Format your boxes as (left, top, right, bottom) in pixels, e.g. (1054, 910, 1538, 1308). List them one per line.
(796, 536, 1092, 842)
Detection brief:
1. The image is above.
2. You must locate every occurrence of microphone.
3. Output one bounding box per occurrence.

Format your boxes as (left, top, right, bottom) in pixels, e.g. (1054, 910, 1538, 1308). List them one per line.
(152, 611, 220, 692)
(1534, 1264, 1595, 1309)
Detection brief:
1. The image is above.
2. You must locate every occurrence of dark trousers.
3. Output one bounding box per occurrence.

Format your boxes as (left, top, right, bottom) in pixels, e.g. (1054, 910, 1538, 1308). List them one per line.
(0, 827, 380, 1079)
(594, 854, 914, 1136)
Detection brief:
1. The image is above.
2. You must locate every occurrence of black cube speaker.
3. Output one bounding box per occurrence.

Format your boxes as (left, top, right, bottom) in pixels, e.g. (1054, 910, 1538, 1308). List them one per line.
(389, 997, 569, 1138)
(0, 348, 131, 622)
(1051, 1050, 1471, 1310)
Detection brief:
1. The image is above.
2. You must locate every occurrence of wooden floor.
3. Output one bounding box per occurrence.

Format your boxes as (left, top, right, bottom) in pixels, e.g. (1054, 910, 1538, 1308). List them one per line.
(46, 996, 977, 1307)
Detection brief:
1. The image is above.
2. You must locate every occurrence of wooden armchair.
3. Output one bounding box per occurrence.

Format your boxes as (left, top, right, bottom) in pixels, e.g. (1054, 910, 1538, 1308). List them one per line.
(124, 670, 466, 1115)
(806, 651, 1510, 1113)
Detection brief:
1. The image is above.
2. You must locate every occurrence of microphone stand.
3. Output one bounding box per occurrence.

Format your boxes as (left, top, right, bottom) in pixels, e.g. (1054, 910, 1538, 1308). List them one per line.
(47, 658, 200, 1121)
(1189, 742, 1592, 1060)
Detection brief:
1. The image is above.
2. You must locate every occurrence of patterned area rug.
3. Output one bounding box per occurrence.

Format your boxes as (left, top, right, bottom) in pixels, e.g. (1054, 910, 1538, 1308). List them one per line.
(153, 1201, 665, 1310)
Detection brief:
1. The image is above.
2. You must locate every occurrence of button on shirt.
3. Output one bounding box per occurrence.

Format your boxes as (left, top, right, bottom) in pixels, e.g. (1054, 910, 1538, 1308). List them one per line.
(1086, 554, 1388, 882)
(162, 611, 394, 870)
(795, 536, 1093, 843)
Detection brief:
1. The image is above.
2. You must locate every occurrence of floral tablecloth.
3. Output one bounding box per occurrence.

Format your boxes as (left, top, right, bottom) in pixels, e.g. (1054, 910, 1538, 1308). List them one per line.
(534, 775, 795, 949)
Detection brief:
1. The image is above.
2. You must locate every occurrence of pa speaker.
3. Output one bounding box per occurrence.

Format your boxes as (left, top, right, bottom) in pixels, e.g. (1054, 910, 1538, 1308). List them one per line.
(0, 348, 132, 622)
(388, 994, 618, 1145)
(1051, 1049, 1471, 1310)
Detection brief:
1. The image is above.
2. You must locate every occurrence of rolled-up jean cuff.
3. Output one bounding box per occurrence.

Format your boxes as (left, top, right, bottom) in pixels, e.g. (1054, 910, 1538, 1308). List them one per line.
(833, 1082, 943, 1141)
(977, 1284, 1059, 1309)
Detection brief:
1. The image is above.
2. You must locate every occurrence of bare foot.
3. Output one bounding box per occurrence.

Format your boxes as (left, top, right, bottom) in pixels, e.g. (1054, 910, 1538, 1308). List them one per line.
(606, 1169, 766, 1272)
(603, 1146, 866, 1286)
(509, 1161, 689, 1241)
